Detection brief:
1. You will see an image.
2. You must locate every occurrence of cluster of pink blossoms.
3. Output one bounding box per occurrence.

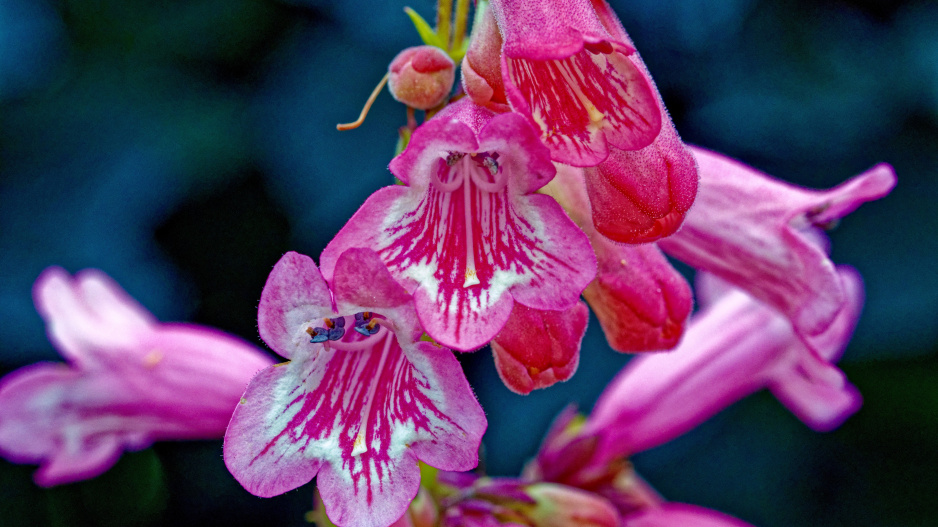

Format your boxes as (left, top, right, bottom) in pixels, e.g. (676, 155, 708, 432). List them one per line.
(0, 1, 896, 527)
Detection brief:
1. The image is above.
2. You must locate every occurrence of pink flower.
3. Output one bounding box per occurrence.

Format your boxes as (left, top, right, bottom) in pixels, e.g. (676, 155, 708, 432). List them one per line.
(223, 249, 486, 527)
(469, 0, 662, 166)
(321, 97, 596, 352)
(0, 267, 273, 486)
(659, 147, 896, 336)
(464, 0, 699, 244)
(586, 267, 865, 463)
(489, 301, 590, 394)
(623, 504, 756, 527)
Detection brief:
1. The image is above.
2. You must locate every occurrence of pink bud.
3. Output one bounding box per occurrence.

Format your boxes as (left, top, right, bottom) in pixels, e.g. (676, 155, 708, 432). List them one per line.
(388, 45, 456, 110)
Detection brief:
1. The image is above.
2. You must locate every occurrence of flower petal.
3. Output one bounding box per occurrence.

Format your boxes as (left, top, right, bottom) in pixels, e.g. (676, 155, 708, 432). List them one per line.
(33, 267, 156, 366)
(331, 248, 422, 343)
(584, 127, 698, 244)
(224, 337, 484, 526)
(625, 503, 756, 527)
(488, 0, 661, 165)
(323, 106, 595, 351)
(584, 244, 691, 353)
(491, 302, 589, 394)
(658, 148, 895, 336)
(258, 251, 336, 359)
(585, 268, 863, 459)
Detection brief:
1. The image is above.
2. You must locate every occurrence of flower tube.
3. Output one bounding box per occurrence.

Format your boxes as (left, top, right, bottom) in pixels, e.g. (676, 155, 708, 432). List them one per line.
(0, 267, 273, 486)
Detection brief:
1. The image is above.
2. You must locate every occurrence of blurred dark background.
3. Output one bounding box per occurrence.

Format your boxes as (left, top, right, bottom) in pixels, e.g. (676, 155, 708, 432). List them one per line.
(0, 0, 935, 525)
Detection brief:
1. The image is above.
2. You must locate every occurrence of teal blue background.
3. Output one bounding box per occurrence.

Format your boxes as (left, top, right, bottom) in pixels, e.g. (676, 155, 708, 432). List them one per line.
(0, 0, 935, 525)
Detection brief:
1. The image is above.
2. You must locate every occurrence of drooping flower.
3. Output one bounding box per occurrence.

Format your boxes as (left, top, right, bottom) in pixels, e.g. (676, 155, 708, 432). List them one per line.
(321, 97, 596, 352)
(467, 0, 661, 166)
(489, 301, 590, 394)
(0, 267, 273, 486)
(586, 267, 864, 461)
(224, 249, 486, 527)
(658, 147, 896, 336)
(464, 0, 699, 244)
(523, 267, 864, 515)
(542, 163, 693, 353)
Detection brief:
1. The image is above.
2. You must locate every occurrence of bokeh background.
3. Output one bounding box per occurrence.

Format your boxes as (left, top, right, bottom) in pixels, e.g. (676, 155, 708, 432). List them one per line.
(1, 0, 936, 525)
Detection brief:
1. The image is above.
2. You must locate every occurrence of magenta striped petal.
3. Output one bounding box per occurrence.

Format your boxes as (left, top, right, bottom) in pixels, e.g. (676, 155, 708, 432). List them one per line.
(487, 0, 661, 165)
(322, 100, 596, 351)
(224, 337, 485, 527)
(504, 46, 661, 165)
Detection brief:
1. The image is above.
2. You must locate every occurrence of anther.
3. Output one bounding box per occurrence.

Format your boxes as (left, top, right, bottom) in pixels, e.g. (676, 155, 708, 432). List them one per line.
(446, 152, 465, 167)
(482, 156, 499, 176)
(307, 326, 330, 343)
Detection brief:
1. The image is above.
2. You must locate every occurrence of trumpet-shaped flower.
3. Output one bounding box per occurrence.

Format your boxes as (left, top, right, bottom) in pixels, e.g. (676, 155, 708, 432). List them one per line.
(490, 301, 590, 394)
(321, 98, 596, 352)
(475, 0, 662, 166)
(224, 249, 486, 527)
(0, 267, 273, 486)
(465, 0, 698, 244)
(585, 267, 863, 467)
(658, 147, 896, 336)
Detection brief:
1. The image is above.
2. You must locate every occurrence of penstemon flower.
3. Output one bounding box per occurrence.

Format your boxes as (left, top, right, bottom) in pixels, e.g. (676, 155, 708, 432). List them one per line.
(224, 248, 486, 527)
(321, 97, 596, 353)
(658, 147, 896, 336)
(463, 0, 699, 244)
(522, 268, 864, 519)
(0, 267, 273, 486)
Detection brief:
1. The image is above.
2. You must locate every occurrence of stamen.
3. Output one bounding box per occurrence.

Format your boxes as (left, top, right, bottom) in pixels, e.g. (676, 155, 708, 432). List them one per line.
(469, 155, 508, 193)
(446, 152, 465, 166)
(432, 159, 466, 192)
(328, 325, 390, 353)
(336, 72, 391, 131)
(306, 326, 330, 343)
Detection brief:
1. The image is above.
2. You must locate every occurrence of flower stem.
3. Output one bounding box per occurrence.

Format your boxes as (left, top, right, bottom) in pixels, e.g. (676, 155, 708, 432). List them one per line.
(452, 0, 471, 53)
(437, 0, 453, 51)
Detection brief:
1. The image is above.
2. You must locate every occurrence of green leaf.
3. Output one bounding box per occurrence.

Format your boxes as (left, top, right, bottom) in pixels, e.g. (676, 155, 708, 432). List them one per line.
(404, 7, 445, 49)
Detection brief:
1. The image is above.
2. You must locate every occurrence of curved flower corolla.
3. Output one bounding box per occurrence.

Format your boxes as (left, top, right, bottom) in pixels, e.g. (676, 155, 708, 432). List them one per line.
(586, 267, 864, 462)
(471, 0, 662, 166)
(542, 164, 692, 353)
(224, 249, 486, 527)
(321, 98, 596, 352)
(658, 147, 896, 336)
(464, 0, 698, 244)
(623, 504, 756, 527)
(490, 301, 589, 394)
(0, 267, 273, 486)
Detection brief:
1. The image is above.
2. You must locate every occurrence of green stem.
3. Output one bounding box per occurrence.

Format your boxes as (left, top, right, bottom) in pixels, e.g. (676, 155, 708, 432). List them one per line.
(452, 0, 471, 52)
(437, 0, 453, 51)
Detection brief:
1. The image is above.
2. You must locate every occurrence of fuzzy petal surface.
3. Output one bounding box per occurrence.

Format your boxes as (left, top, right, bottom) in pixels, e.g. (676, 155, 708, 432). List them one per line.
(659, 147, 895, 336)
(585, 126, 698, 243)
(491, 302, 589, 394)
(224, 337, 485, 527)
(323, 101, 595, 351)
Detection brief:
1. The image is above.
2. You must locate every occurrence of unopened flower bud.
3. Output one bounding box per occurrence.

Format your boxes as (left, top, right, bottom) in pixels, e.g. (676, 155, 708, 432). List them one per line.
(525, 483, 620, 527)
(388, 45, 456, 110)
